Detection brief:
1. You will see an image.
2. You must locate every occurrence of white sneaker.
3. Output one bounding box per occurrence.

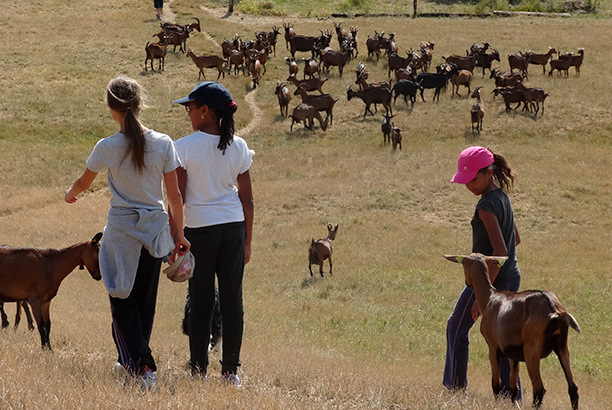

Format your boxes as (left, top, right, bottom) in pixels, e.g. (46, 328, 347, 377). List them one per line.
(220, 372, 242, 388)
(140, 365, 158, 390)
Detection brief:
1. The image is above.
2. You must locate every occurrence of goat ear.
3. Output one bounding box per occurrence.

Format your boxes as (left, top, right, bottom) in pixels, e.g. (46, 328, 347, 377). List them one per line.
(484, 255, 508, 268)
(443, 255, 463, 264)
(91, 232, 103, 244)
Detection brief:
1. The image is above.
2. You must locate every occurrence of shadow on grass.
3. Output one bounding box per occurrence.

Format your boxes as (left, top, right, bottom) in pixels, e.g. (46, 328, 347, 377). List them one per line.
(301, 275, 324, 289)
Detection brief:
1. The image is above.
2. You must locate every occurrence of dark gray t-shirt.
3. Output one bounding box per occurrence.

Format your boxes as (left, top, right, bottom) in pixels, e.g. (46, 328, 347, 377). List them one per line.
(471, 188, 520, 281)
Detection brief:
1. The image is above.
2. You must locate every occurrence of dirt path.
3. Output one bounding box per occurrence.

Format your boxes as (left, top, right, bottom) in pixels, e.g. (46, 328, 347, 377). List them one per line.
(165, 1, 261, 136)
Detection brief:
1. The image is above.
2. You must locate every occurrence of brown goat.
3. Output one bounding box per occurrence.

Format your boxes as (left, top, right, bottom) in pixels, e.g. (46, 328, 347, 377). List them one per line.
(294, 84, 337, 125)
(443, 53, 477, 73)
(559, 48, 584, 75)
(221, 34, 241, 58)
(526, 47, 557, 74)
(308, 223, 338, 276)
(186, 50, 225, 80)
(508, 52, 529, 78)
(319, 48, 351, 77)
(228, 49, 247, 76)
(0, 233, 103, 350)
(249, 59, 261, 89)
(444, 253, 580, 410)
(289, 103, 328, 131)
(144, 40, 167, 72)
(514, 82, 549, 116)
(450, 69, 473, 98)
(302, 58, 320, 79)
(285, 57, 299, 76)
(391, 124, 402, 151)
(381, 113, 394, 145)
(282, 21, 296, 51)
(347, 86, 392, 118)
(549, 56, 573, 77)
(274, 81, 292, 117)
(286, 74, 327, 94)
(470, 86, 484, 133)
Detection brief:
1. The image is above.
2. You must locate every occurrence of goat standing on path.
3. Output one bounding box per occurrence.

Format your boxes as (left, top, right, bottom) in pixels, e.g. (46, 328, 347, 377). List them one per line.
(444, 253, 580, 410)
(308, 223, 338, 277)
(0, 233, 103, 350)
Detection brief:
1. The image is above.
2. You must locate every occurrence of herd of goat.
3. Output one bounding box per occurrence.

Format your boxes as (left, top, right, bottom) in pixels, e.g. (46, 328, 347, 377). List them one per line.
(143, 19, 584, 140)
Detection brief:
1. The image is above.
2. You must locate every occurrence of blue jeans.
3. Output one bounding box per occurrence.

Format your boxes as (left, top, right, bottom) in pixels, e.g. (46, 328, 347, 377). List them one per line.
(443, 275, 522, 400)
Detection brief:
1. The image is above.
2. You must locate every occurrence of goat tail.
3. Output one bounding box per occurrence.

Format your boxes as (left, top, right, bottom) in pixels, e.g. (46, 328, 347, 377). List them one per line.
(565, 312, 581, 334)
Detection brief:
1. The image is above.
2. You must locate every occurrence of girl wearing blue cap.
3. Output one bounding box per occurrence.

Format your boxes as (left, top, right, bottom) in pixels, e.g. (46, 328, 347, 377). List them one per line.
(172, 82, 254, 386)
(65, 76, 190, 389)
(443, 146, 522, 400)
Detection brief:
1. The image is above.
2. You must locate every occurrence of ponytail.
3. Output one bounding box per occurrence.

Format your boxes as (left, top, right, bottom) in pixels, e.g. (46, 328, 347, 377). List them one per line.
(107, 77, 147, 173)
(490, 151, 515, 192)
(214, 103, 237, 155)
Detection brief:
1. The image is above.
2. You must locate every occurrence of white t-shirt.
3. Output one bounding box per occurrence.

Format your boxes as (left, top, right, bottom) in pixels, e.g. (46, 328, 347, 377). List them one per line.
(174, 131, 254, 228)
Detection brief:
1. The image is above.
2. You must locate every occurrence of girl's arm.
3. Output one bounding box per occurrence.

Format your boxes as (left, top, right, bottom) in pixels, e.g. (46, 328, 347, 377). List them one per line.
(167, 166, 187, 244)
(237, 170, 253, 265)
(65, 168, 98, 203)
(477, 208, 508, 283)
(164, 168, 190, 256)
(514, 223, 521, 246)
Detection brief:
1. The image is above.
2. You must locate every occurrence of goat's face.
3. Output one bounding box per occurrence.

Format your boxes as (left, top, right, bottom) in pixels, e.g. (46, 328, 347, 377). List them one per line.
(326, 223, 339, 241)
(80, 232, 103, 281)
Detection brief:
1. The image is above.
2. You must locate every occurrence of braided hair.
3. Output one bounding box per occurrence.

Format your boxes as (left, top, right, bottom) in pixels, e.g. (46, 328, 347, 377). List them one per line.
(106, 77, 147, 173)
(213, 102, 238, 155)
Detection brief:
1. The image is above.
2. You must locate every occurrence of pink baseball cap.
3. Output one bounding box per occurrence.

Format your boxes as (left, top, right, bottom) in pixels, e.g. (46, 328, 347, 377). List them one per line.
(450, 146, 494, 183)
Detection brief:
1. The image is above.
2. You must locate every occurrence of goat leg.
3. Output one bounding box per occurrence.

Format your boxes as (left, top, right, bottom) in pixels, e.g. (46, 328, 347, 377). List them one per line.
(23, 301, 34, 331)
(555, 344, 579, 410)
(489, 348, 502, 397)
(0, 302, 8, 328)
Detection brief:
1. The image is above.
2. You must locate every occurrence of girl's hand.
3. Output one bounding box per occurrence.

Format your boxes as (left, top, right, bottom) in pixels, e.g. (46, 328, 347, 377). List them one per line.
(244, 243, 251, 265)
(471, 301, 481, 321)
(174, 236, 191, 257)
(65, 190, 78, 203)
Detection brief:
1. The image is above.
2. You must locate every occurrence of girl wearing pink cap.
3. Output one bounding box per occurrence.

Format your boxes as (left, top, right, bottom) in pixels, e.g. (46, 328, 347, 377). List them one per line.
(444, 146, 522, 400)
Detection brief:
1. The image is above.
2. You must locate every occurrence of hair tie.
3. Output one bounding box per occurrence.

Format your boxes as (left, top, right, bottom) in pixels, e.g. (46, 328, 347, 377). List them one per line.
(229, 101, 236, 108)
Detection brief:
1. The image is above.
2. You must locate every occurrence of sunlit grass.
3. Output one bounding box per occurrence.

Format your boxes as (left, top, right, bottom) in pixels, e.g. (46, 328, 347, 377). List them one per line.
(1, 0, 612, 408)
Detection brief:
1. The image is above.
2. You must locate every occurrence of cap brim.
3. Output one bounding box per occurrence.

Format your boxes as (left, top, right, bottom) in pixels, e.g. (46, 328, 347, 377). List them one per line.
(163, 253, 185, 275)
(173, 96, 192, 105)
(450, 170, 477, 184)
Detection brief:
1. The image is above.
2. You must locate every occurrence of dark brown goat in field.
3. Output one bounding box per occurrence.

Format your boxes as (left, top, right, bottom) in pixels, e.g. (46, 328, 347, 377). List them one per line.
(526, 47, 557, 74)
(0, 233, 103, 350)
(444, 253, 580, 410)
(308, 223, 338, 277)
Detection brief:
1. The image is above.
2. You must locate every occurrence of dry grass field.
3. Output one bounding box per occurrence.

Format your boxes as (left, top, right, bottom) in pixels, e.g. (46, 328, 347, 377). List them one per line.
(1, 0, 611, 408)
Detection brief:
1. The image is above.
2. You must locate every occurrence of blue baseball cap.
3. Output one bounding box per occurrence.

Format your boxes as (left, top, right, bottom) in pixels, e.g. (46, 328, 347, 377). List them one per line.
(173, 81, 237, 112)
